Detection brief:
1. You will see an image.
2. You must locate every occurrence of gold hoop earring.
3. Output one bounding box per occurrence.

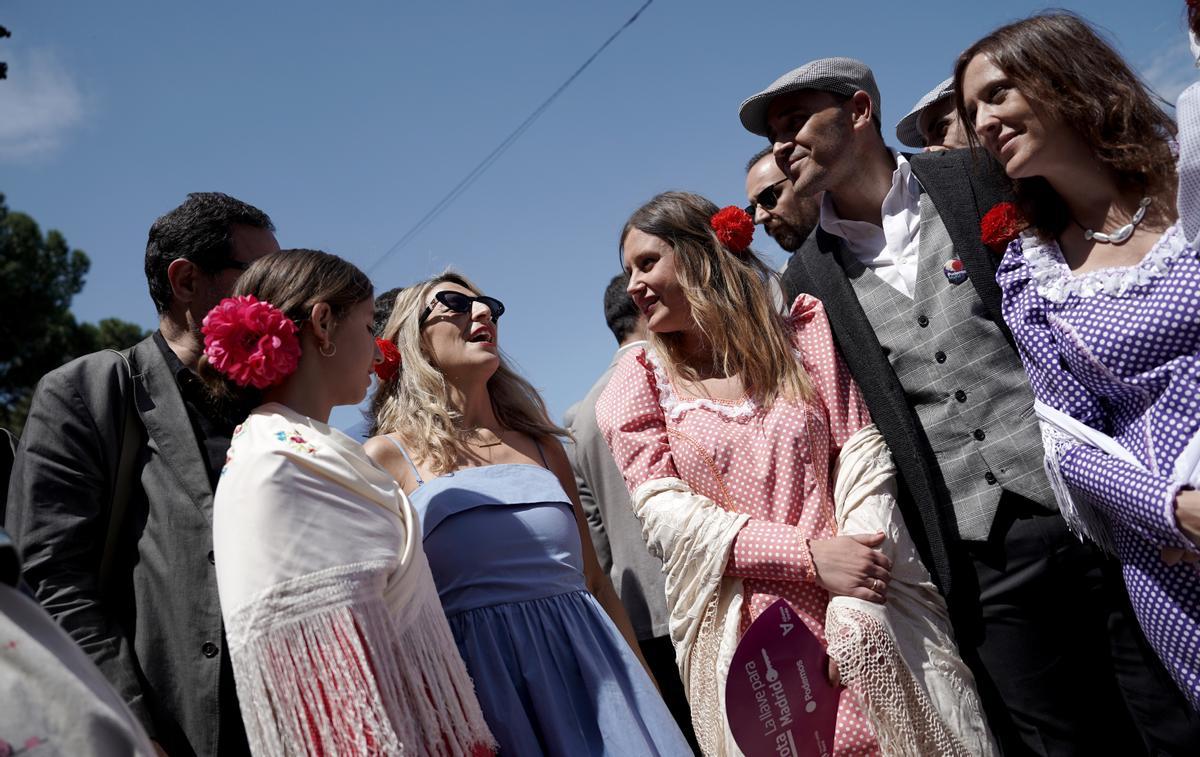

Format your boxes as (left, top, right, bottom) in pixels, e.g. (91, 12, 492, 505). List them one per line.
(319, 342, 337, 357)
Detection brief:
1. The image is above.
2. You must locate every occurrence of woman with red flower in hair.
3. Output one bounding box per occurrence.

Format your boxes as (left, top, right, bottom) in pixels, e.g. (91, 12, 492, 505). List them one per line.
(957, 10, 1200, 711)
(597, 192, 995, 755)
(202, 249, 494, 756)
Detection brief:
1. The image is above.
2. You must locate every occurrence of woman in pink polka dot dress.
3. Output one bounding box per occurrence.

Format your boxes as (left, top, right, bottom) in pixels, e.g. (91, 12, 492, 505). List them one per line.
(597, 192, 995, 756)
(957, 14, 1200, 711)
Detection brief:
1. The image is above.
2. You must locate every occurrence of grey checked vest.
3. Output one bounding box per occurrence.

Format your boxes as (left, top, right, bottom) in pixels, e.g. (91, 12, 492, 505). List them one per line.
(841, 194, 1053, 540)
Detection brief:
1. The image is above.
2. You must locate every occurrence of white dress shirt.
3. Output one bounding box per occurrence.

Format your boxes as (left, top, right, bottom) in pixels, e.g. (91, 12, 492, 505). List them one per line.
(819, 150, 923, 299)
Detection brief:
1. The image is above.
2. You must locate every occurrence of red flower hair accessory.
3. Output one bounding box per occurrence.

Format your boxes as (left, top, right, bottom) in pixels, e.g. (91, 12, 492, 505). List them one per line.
(981, 202, 1029, 254)
(202, 295, 301, 389)
(710, 206, 755, 254)
(374, 337, 401, 382)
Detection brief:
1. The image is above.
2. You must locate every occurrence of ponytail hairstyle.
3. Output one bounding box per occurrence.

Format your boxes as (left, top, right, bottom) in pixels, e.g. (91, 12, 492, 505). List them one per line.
(369, 271, 567, 475)
(620, 191, 813, 407)
(953, 11, 1177, 240)
(199, 248, 373, 404)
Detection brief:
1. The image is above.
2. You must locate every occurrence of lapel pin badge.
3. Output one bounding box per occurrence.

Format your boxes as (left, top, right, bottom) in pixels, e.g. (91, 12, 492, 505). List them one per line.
(943, 257, 968, 285)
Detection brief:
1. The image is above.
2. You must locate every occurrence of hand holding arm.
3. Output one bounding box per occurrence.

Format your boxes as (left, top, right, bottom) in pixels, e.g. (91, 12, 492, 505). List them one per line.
(809, 533, 892, 604)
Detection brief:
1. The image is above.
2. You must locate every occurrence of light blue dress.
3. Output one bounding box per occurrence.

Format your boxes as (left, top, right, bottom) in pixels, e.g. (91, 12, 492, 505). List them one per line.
(389, 442, 691, 756)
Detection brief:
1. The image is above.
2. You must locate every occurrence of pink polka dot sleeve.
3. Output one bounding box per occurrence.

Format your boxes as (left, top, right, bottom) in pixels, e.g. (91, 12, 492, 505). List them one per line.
(789, 294, 872, 454)
(595, 349, 680, 491)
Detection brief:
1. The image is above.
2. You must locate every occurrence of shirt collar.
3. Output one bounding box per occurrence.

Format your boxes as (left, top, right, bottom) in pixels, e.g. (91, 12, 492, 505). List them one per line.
(818, 150, 921, 242)
(152, 330, 193, 387)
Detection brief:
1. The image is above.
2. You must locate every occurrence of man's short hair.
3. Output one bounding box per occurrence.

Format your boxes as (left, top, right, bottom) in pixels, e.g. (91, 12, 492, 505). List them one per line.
(144, 192, 274, 314)
(746, 145, 774, 174)
(603, 273, 640, 345)
(373, 287, 403, 336)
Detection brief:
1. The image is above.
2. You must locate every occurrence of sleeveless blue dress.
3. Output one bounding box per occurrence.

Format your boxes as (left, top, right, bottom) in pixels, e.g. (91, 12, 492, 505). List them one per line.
(392, 444, 690, 756)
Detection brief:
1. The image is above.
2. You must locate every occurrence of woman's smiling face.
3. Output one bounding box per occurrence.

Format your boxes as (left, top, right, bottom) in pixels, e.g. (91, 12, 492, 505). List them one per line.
(622, 228, 693, 335)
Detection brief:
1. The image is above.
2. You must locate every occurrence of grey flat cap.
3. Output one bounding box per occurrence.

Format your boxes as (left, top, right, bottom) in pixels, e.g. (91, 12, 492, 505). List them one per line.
(895, 77, 955, 148)
(739, 57, 881, 138)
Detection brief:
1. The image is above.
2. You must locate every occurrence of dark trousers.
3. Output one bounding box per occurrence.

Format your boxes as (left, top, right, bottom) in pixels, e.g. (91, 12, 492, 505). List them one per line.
(954, 494, 1200, 756)
(639, 635, 700, 756)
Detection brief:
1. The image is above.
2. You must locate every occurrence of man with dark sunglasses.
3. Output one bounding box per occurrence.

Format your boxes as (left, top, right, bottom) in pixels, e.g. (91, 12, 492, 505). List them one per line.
(745, 146, 819, 253)
(8, 192, 279, 757)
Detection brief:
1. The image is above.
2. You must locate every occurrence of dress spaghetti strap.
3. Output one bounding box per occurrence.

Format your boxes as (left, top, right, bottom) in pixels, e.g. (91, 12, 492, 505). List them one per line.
(385, 436, 424, 486)
(532, 439, 550, 469)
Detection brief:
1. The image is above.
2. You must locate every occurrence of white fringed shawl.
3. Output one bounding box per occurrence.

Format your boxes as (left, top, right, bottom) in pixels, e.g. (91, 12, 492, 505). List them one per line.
(826, 426, 997, 757)
(214, 404, 494, 756)
(634, 424, 996, 757)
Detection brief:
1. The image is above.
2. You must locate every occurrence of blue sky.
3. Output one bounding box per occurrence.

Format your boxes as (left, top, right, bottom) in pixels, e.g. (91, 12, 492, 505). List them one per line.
(2, 0, 1193, 432)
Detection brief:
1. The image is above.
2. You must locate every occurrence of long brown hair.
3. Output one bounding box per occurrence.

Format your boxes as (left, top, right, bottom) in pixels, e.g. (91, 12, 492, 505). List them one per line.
(370, 271, 567, 475)
(952, 11, 1177, 240)
(200, 248, 373, 403)
(620, 191, 812, 407)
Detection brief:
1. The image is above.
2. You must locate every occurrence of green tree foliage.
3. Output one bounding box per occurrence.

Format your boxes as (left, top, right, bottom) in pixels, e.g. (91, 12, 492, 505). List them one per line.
(0, 193, 149, 434)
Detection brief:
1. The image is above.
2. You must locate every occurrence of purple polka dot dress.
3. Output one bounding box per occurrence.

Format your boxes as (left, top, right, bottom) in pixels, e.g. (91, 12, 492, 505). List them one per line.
(997, 221, 1200, 711)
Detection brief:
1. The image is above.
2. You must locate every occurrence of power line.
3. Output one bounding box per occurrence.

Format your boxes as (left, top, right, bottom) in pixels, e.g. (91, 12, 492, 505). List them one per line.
(365, 0, 653, 273)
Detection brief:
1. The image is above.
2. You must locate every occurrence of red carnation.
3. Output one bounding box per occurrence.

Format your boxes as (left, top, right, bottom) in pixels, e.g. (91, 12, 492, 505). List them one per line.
(374, 337, 401, 382)
(710, 206, 755, 254)
(981, 202, 1028, 254)
(202, 295, 301, 389)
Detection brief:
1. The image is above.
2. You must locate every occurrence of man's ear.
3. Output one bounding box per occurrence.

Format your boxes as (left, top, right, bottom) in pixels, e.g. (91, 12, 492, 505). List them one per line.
(166, 258, 201, 306)
(849, 90, 875, 132)
(309, 302, 334, 348)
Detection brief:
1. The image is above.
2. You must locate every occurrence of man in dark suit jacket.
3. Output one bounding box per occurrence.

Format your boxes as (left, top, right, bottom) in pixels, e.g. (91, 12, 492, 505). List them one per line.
(6, 193, 280, 756)
(738, 59, 1200, 755)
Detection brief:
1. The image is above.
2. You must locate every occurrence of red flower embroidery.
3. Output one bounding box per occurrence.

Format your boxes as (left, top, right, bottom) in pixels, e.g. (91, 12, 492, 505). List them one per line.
(980, 201, 1028, 254)
(710, 206, 755, 254)
(374, 337, 401, 382)
(202, 295, 301, 389)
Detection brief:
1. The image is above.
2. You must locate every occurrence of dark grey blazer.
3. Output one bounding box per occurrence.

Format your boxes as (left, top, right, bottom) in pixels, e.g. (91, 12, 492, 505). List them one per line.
(5, 335, 239, 757)
(780, 149, 1014, 610)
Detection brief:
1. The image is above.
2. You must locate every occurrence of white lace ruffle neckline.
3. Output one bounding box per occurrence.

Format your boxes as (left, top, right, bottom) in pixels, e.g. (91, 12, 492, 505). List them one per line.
(643, 348, 759, 422)
(1021, 222, 1189, 303)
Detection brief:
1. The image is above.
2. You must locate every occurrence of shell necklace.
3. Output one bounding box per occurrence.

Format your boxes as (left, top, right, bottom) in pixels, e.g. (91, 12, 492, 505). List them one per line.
(1073, 197, 1151, 244)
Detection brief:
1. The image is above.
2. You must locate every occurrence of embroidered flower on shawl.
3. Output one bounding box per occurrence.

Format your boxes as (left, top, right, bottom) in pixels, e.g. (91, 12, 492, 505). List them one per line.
(374, 337, 401, 382)
(710, 206, 755, 254)
(202, 295, 301, 389)
(275, 429, 317, 455)
(981, 202, 1028, 254)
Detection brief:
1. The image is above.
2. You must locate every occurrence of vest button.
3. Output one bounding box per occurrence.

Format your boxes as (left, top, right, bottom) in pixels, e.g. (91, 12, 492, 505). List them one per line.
(955, 390, 967, 402)
(201, 641, 219, 658)
(984, 471, 997, 485)
(973, 428, 986, 441)
(935, 351, 947, 363)
(917, 315, 930, 327)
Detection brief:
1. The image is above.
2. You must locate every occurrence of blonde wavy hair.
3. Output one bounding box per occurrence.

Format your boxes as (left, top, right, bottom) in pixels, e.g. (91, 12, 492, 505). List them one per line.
(621, 191, 813, 407)
(369, 271, 567, 475)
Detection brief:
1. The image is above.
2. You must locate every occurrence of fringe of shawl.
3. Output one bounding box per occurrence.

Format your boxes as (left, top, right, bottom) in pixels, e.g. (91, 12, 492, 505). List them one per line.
(226, 560, 494, 757)
(829, 425, 997, 757)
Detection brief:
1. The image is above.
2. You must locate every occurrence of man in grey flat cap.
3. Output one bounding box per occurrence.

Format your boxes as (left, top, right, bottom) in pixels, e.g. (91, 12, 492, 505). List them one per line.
(895, 77, 967, 151)
(738, 57, 1200, 756)
(745, 146, 819, 253)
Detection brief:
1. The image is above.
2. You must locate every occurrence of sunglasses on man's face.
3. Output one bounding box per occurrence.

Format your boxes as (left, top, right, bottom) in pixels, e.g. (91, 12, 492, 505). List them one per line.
(419, 290, 505, 325)
(744, 177, 791, 217)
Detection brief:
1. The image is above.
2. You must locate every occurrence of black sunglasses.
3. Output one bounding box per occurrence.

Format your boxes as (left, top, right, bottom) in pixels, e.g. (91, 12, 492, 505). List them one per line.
(419, 290, 505, 325)
(744, 177, 791, 217)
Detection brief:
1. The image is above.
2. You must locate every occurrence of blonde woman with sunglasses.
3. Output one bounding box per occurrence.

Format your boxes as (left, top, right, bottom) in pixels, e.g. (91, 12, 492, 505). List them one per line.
(365, 273, 690, 756)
